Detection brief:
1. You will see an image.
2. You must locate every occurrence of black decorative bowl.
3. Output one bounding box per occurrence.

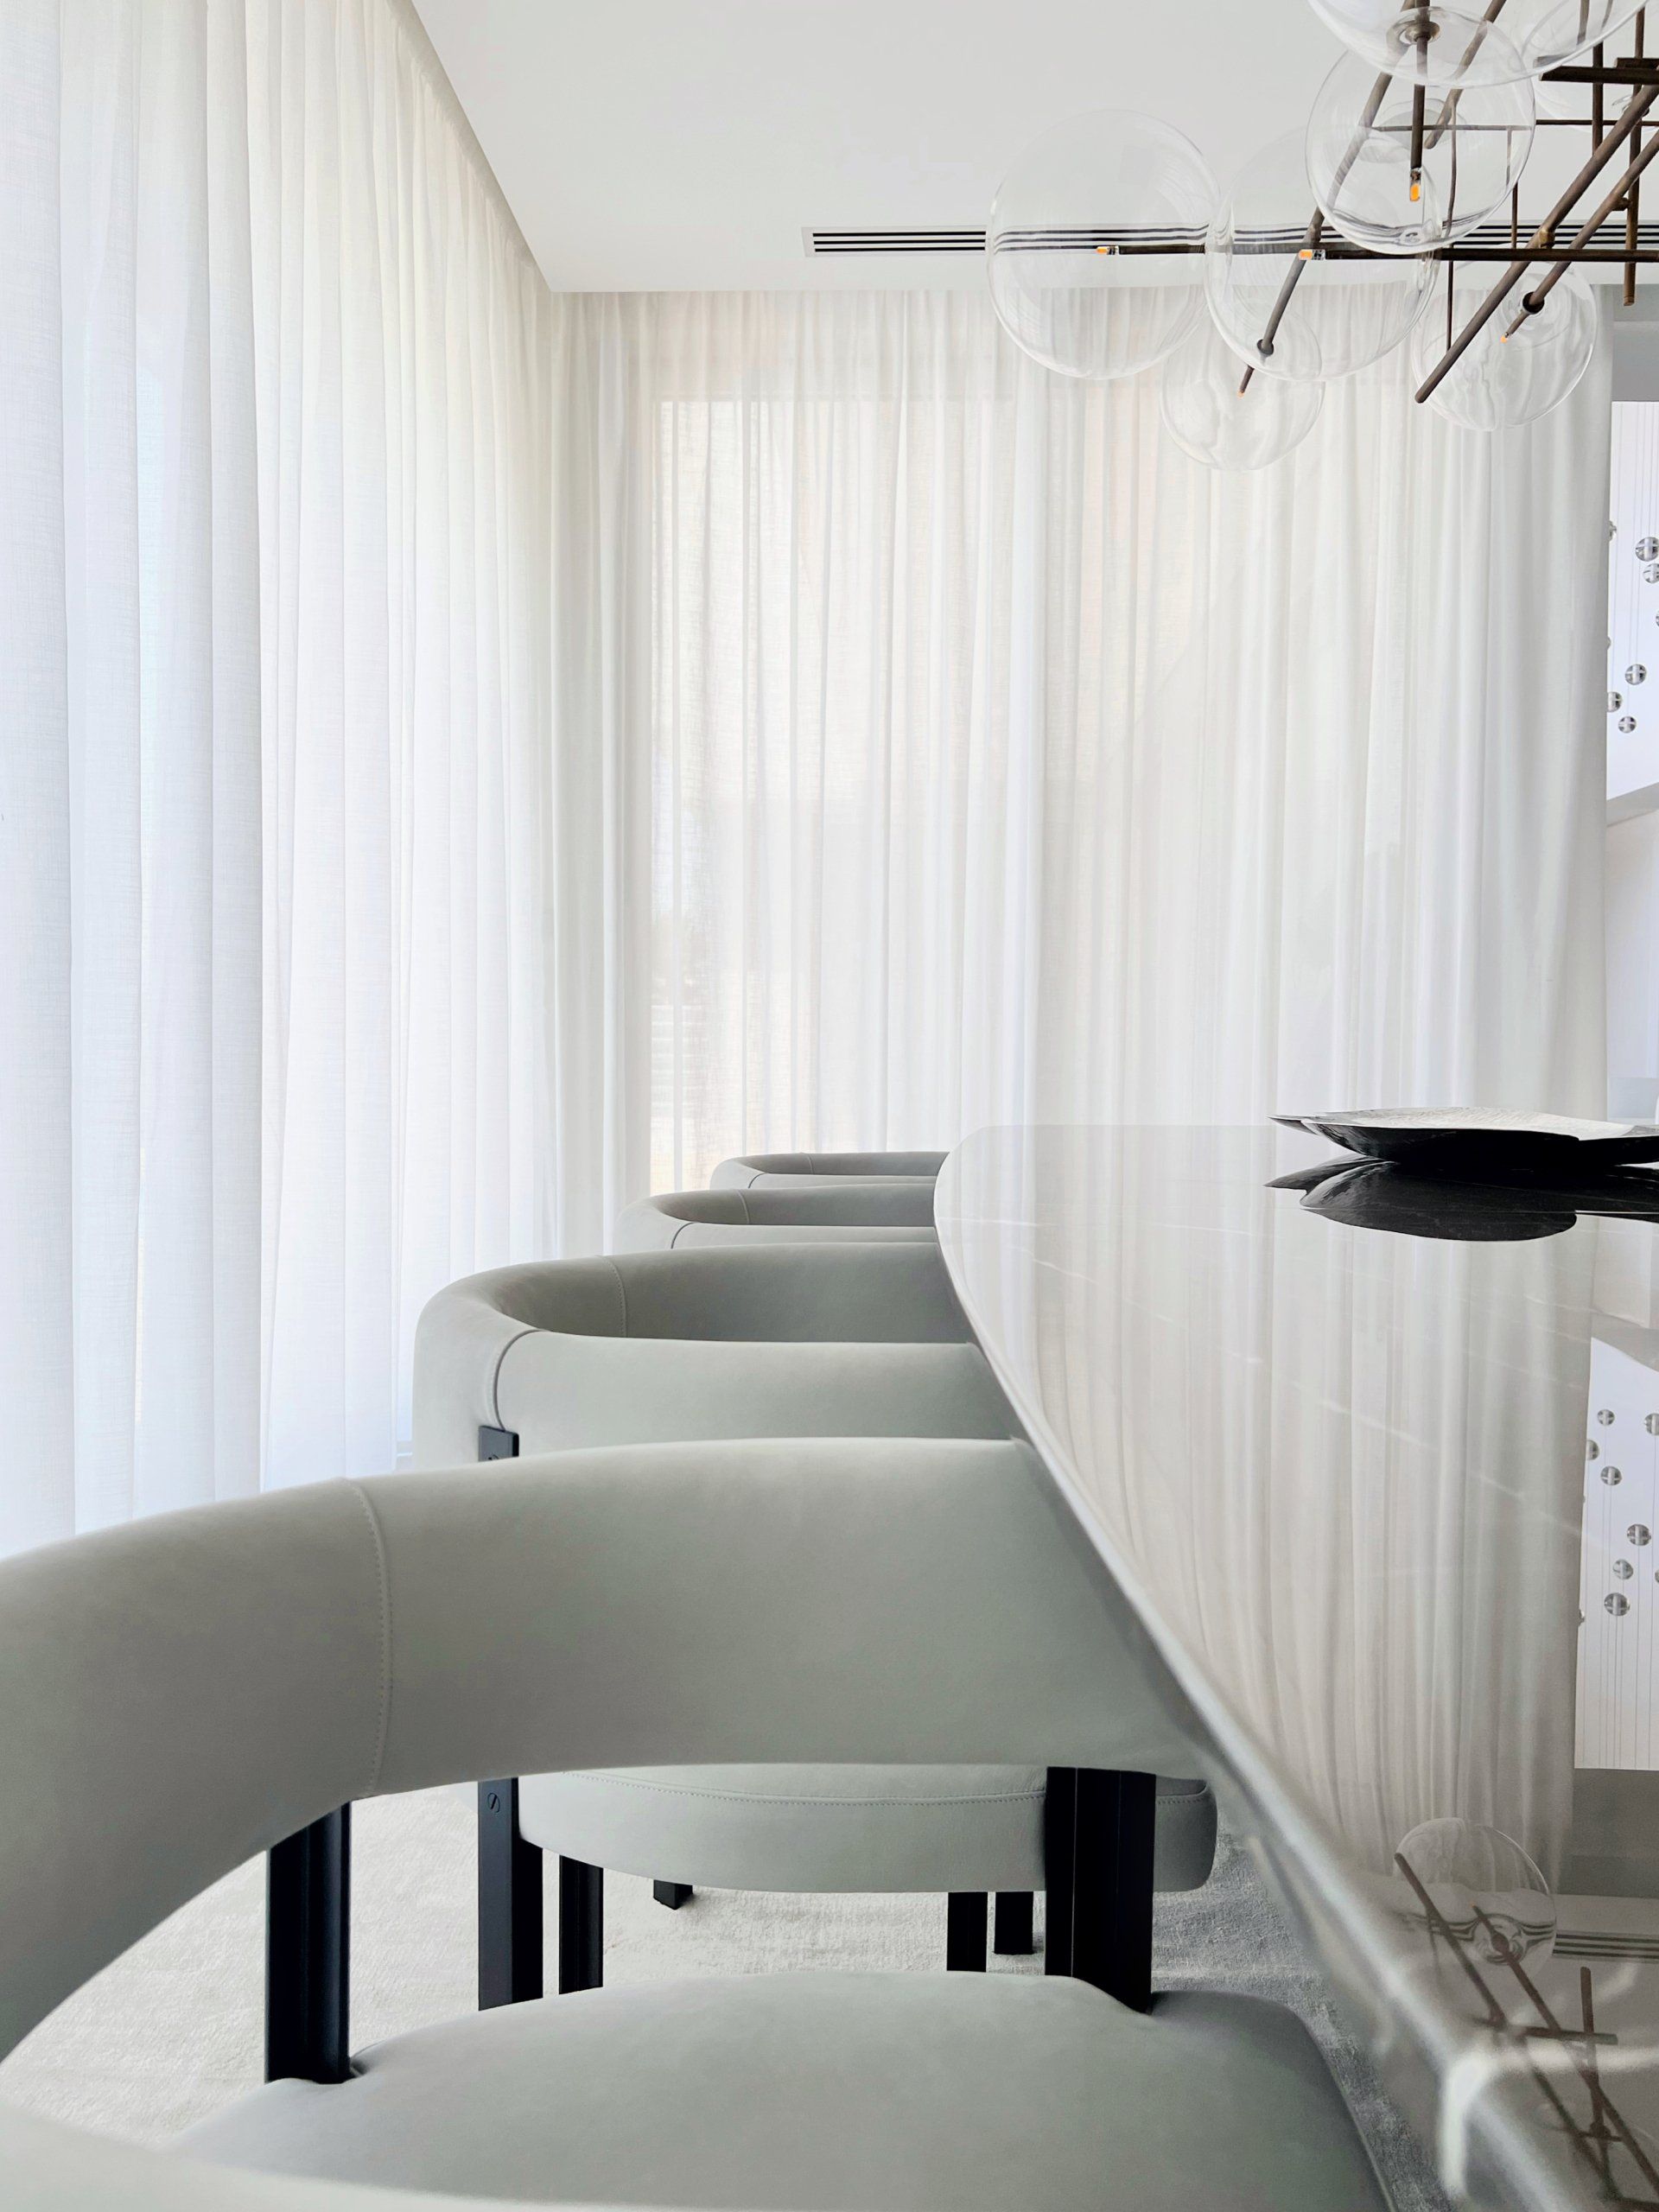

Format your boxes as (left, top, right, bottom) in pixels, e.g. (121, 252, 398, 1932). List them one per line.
(1273, 1109, 1659, 1183)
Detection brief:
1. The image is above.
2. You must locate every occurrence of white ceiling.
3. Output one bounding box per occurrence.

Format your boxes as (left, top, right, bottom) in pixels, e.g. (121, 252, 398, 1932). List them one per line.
(411, 0, 1347, 292)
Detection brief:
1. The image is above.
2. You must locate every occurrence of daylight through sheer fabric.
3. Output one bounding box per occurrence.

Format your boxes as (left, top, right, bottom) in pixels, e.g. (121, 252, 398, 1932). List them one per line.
(553, 290, 1607, 1194)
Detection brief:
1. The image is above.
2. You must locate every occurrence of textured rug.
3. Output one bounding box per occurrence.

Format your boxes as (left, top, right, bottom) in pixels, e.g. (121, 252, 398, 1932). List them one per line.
(0, 1788, 1449, 2206)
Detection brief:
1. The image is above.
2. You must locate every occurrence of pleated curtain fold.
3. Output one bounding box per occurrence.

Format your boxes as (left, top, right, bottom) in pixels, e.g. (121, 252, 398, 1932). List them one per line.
(0, 0, 554, 1544)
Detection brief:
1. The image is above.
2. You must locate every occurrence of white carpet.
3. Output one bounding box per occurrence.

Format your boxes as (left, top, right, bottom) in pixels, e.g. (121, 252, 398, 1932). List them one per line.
(0, 1789, 1448, 2207)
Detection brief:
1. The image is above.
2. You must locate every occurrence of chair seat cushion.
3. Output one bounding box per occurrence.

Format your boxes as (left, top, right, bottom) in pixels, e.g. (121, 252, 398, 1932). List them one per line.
(516, 1767, 1217, 1895)
(497, 1337, 1014, 1453)
(180, 1972, 1383, 2209)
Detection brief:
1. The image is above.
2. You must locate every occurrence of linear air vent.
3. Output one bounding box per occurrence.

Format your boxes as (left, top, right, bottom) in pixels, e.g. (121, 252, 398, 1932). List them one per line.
(806, 219, 1659, 256)
(805, 229, 988, 255)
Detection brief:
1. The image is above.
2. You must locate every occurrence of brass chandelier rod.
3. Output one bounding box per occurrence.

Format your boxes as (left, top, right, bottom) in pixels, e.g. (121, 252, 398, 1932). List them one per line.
(1548, 58, 1659, 79)
(1626, 9, 1647, 305)
(1235, 2, 1659, 410)
(1414, 77, 1659, 401)
(1090, 238, 1659, 262)
(1497, 109, 1659, 333)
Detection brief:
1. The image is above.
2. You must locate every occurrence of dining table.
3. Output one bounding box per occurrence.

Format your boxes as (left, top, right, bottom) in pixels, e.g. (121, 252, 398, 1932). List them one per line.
(934, 1123, 1659, 2212)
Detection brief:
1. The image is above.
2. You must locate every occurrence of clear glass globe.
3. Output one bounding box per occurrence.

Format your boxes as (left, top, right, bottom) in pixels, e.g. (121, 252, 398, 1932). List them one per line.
(1393, 1817, 1557, 1967)
(988, 111, 1218, 382)
(1160, 319, 1325, 470)
(1509, 0, 1644, 73)
(1308, 48, 1535, 254)
(1537, 17, 1640, 122)
(1206, 134, 1434, 382)
(1410, 267, 1598, 429)
(1306, 2, 1548, 88)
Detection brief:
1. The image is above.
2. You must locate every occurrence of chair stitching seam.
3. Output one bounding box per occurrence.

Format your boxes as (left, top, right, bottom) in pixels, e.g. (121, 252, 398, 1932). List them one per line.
(604, 1255, 631, 1337)
(345, 1479, 394, 1798)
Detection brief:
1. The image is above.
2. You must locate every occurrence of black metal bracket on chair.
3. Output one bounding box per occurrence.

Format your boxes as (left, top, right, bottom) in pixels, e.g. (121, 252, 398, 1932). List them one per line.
(479, 1424, 519, 1459)
(479, 1778, 544, 2007)
(1044, 1767, 1155, 2011)
(266, 1806, 351, 2082)
(653, 1879, 693, 1910)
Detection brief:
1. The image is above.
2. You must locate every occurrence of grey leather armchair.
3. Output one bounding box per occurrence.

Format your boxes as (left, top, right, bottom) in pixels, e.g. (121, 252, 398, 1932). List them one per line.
(0, 1444, 1386, 2212)
(413, 1243, 1217, 1994)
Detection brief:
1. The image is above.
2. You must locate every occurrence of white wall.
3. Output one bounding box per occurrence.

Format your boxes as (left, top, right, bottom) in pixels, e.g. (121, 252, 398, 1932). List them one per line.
(1606, 382, 1659, 1117)
(1609, 813, 1659, 1120)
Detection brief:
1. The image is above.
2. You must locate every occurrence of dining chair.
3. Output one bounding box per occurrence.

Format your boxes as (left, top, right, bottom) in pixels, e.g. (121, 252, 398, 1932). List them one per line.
(0, 1440, 1387, 2212)
(412, 1243, 1217, 1996)
(615, 1182, 937, 1250)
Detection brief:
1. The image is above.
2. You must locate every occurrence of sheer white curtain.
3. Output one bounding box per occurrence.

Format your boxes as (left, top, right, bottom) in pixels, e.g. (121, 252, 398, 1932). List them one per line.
(0, 21, 1611, 1553)
(551, 290, 1608, 1193)
(2, 0, 264, 1553)
(245, 0, 553, 1491)
(0, 0, 555, 1551)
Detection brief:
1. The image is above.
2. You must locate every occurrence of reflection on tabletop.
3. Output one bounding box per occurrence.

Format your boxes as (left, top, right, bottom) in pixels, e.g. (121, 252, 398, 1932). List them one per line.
(937, 1126, 1659, 2211)
(1274, 1156, 1659, 1243)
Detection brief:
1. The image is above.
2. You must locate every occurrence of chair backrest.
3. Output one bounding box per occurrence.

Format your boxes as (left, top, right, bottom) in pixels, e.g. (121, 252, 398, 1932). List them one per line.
(614, 1185, 936, 1250)
(709, 1150, 948, 1189)
(412, 1243, 995, 1467)
(0, 1440, 1203, 2208)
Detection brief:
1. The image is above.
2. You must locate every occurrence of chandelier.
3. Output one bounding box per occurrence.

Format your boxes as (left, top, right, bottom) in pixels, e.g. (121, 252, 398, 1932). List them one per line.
(988, 3, 1655, 467)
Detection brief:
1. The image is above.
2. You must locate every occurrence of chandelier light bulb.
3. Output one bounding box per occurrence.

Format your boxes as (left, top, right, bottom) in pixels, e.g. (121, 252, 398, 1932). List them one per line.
(988, 111, 1218, 382)
(1307, 46, 1535, 255)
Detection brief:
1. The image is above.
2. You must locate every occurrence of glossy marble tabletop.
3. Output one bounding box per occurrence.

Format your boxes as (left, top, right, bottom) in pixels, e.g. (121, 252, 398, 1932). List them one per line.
(936, 1125, 1659, 2212)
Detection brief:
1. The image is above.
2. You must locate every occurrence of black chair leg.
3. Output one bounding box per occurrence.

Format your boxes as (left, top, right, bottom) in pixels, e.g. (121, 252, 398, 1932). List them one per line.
(478, 1779, 543, 2008)
(267, 1806, 351, 2083)
(945, 1890, 988, 1970)
(559, 1857, 604, 1993)
(1045, 1766, 1155, 2011)
(653, 1880, 693, 1910)
(994, 1890, 1036, 1956)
